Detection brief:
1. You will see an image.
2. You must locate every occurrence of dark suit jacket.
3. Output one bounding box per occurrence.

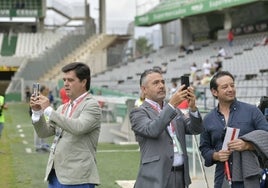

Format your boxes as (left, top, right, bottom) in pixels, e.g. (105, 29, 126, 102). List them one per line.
(231, 130, 268, 188)
(129, 101, 203, 188)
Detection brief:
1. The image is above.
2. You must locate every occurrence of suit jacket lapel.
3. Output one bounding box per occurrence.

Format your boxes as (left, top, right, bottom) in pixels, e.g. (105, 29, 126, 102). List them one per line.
(143, 101, 159, 116)
(143, 101, 179, 141)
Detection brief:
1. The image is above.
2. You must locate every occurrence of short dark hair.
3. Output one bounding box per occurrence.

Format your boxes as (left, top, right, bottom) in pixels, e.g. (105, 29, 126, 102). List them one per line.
(210, 71, 235, 91)
(62, 62, 91, 91)
(140, 68, 162, 86)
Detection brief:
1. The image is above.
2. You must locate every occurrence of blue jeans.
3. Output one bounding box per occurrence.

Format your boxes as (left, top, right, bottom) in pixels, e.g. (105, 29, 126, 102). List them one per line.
(48, 170, 95, 188)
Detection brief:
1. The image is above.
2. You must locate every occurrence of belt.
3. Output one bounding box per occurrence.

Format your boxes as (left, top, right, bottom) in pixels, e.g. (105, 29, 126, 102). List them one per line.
(171, 165, 184, 171)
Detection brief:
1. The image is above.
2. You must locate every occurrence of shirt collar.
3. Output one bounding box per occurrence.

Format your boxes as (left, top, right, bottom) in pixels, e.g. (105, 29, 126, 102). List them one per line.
(145, 98, 164, 112)
(70, 92, 88, 106)
(216, 98, 238, 114)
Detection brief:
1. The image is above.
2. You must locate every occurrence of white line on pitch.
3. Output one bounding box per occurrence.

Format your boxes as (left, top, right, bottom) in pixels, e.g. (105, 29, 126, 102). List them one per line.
(22, 140, 28, 144)
(25, 148, 32, 153)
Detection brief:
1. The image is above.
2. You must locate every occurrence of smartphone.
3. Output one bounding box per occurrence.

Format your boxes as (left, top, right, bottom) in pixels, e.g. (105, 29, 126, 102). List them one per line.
(33, 83, 40, 97)
(181, 76, 190, 90)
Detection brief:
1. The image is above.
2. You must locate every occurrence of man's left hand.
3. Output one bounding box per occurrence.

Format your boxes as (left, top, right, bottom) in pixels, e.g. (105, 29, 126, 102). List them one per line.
(228, 139, 254, 151)
(186, 87, 197, 111)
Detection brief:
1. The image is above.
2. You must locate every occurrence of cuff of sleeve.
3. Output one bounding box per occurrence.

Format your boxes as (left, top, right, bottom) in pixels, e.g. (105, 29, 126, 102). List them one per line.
(189, 110, 199, 118)
(31, 110, 42, 123)
(32, 109, 43, 116)
(44, 106, 53, 118)
(168, 103, 175, 110)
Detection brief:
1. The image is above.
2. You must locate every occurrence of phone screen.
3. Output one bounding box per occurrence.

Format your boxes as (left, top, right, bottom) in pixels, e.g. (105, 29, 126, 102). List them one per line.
(33, 83, 40, 97)
(181, 76, 190, 90)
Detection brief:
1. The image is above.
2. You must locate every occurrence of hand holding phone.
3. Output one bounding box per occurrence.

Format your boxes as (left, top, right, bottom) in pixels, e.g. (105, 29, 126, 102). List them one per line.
(181, 76, 190, 90)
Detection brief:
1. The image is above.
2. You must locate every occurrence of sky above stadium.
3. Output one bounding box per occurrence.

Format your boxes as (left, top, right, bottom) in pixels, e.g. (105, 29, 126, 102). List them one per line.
(45, 0, 159, 38)
(89, 0, 136, 21)
(0, 0, 159, 38)
(46, 0, 136, 29)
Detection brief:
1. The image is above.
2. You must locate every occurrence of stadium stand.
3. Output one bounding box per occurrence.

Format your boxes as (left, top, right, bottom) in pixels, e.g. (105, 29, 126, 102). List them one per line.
(15, 31, 66, 57)
(40, 33, 120, 82)
(5, 30, 95, 94)
(91, 31, 268, 108)
(0, 2, 267, 185)
(0, 32, 17, 56)
(2, 29, 267, 111)
(0, 0, 267, 135)
(0, 0, 42, 9)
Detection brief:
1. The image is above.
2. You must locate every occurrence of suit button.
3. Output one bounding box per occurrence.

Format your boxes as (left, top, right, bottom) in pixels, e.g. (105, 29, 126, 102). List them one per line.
(170, 156, 173, 160)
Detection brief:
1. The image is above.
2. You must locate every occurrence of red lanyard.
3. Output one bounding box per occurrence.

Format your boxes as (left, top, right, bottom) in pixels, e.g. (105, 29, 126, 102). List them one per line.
(170, 122, 175, 133)
(148, 102, 176, 133)
(148, 102, 161, 113)
(61, 93, 88, 117)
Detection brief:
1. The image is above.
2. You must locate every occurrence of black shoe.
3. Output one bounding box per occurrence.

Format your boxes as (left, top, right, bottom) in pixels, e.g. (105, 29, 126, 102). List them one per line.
(35, 148, 43, 152)
(36, 148, 49, 153)
(41, 147, 50, 152)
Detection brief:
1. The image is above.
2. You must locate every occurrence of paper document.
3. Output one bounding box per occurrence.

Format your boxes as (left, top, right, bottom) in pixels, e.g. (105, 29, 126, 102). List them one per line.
(222, 127, 240, 150)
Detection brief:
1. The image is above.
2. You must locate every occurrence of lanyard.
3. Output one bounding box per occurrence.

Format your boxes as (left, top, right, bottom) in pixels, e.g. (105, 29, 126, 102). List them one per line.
(61, 93, 88, 117)
(148, 101, 183, 154)
(147, 100, 161, 113)
(50, 93, 88, 154)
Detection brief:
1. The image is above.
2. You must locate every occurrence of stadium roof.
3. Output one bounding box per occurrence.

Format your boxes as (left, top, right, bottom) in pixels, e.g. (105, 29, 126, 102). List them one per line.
(135, 0, 259, 26)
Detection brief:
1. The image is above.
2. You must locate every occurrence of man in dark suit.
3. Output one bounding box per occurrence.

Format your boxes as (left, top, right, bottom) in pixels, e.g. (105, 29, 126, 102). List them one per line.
(30, 62, 101, 188)
(129, 68, 203, 188)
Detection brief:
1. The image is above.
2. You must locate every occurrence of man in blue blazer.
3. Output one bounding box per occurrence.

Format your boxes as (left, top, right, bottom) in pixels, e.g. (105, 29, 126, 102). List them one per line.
(130, 68, 203, 188)
(30, 62, 101, 188)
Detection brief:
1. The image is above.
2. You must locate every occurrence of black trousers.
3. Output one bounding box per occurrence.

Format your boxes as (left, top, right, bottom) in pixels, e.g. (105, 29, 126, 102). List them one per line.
(167, 165, 185, 188)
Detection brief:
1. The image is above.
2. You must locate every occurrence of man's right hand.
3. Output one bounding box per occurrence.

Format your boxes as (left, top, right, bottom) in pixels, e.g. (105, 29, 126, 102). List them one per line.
(213, 150, 232, 162)
(30, 95, 41, 111)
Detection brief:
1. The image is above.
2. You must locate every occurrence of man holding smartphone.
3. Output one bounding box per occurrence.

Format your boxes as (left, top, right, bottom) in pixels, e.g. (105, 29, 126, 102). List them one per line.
(29, 84, 50, 152)
(129, 68, 203, 188)
(30, 62, 101, 188)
